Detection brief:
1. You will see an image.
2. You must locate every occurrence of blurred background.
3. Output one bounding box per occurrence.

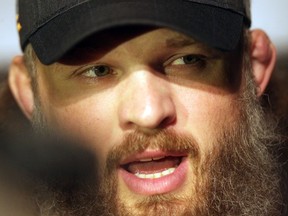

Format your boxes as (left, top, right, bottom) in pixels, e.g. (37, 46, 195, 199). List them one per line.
(0, 0, 287, 73)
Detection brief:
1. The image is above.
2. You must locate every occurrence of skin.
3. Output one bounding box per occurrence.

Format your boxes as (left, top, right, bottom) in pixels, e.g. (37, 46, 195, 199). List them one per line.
(35, 28, 241, 162)
(8, 28, 277, 214)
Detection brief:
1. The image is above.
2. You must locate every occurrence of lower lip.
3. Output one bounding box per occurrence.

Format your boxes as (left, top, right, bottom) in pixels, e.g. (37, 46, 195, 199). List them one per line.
(118, 158, 189, 195)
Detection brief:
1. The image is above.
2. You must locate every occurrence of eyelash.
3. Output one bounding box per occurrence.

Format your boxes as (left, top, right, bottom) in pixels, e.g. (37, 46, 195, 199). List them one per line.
(75, 65, 114, 79)
(74, 54, 208, 80)
(170, 54, 207, 67)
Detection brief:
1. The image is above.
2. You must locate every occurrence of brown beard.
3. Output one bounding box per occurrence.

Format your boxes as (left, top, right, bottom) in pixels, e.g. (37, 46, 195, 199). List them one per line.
(29, 36, 283, 216)
(99, 120, 282, 216)
(30, 98, 283, 216)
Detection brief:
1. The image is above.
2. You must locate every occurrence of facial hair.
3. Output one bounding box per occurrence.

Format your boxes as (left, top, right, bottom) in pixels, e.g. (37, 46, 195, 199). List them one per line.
(29, 43, 283, 215)
(101, 113, 282, 215)
(28, 74, 283, 216)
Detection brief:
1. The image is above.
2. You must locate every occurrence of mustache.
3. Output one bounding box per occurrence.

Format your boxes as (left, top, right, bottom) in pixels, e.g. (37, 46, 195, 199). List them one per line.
(105, 129, 200, 173)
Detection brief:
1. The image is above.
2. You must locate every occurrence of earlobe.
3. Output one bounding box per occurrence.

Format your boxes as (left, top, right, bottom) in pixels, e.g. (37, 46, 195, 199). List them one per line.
(8, 56, 34, 120)
(250, 29, 277, 96)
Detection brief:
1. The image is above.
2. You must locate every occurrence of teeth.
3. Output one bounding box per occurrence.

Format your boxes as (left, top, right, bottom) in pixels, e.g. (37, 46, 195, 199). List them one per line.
(139, 158, 153, 162)
(162, 168, 175, 176)
(152, 156, 165, 161)
(139, 156, 165, 162)
(135, 168, 176, 179)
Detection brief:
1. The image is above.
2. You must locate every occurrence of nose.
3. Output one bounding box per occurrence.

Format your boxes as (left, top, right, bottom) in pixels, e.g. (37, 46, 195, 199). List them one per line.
(118, 69, 176, 132)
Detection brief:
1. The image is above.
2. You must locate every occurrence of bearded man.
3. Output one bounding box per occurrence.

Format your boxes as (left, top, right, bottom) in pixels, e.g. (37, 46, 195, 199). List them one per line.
(8, 0, 285, 215)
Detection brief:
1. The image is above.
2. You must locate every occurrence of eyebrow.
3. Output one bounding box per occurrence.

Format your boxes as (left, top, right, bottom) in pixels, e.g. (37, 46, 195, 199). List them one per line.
(165, 36, 197, 49)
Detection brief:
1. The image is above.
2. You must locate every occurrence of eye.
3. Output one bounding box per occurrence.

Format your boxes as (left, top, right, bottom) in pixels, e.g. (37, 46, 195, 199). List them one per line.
(82, 65, 112, 78)
(171, 55, 205, 65)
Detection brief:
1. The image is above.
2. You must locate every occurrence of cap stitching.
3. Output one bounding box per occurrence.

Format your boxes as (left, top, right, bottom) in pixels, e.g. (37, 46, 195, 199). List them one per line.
(184, 0, 246, 15)
(32, 0, 90, 38)
(39, 0, 89, 26)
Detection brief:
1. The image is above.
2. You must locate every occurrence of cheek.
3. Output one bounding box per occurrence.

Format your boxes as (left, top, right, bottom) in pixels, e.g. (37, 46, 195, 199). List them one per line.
(41, 95, 118, 162)
(175, 87, 241, 152)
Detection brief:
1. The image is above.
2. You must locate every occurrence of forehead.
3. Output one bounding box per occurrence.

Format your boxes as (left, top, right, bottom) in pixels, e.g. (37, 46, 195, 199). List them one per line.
(59, 26, 221, 65)
(74, 27, 197, 50)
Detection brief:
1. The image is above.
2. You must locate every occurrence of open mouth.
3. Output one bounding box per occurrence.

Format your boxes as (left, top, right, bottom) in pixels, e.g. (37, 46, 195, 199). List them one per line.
(119, 151, 189, 195)
(122, 156, 183, 179)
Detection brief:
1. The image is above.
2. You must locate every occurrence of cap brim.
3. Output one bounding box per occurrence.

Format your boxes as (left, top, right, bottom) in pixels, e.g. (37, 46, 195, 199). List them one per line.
(29, 1, 244, 65)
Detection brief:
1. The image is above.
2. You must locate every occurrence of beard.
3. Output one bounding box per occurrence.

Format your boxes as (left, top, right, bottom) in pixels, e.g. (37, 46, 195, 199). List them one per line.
(29, 59, 283, 215)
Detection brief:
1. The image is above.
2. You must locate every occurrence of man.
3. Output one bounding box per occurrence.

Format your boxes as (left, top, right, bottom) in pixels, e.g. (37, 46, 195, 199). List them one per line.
(7, 0, 285, 215)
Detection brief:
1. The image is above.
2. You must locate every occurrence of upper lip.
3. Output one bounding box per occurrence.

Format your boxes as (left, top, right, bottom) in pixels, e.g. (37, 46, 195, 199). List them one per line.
(119, 149, 188, 166)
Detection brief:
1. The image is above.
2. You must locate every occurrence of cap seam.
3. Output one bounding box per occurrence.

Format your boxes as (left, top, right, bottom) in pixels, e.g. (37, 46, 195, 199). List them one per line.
(22, 0, 249, 48)
(184, 0, 246, 16)
(27, 0, 90, 43)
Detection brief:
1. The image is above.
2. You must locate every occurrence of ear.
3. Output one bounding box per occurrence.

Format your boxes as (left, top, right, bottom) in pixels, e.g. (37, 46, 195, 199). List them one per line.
(8, 56, 34, 120)
(250, 29, 277, 96)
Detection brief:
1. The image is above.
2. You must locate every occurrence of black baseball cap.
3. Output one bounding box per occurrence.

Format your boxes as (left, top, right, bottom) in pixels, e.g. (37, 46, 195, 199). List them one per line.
(17, 0, 251, 65)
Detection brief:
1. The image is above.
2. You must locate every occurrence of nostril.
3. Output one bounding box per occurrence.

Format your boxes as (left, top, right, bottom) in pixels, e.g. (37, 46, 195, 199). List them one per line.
(119, 99, 177, 131)
(158, 115, 176, 129)
(120, 109, 176, 131)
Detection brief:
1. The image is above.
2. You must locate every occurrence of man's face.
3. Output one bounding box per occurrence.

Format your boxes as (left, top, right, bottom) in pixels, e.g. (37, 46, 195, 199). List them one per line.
(30, 28, 281, 215)
(33, 27, 241, 158)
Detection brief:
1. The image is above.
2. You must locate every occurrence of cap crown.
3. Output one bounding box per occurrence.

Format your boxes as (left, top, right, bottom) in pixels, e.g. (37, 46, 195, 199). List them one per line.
(17, 0, 251, 50)
(17, 0, 251, 64)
